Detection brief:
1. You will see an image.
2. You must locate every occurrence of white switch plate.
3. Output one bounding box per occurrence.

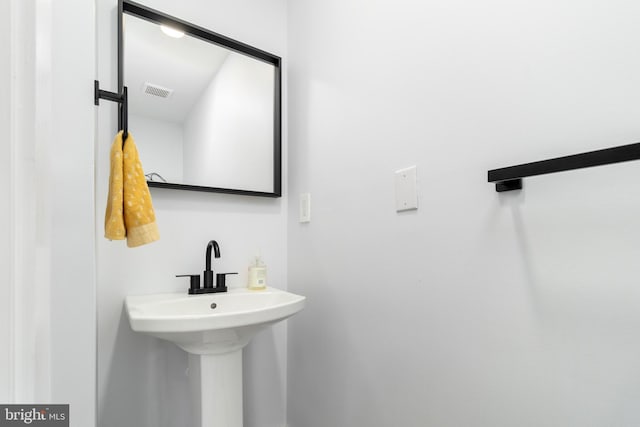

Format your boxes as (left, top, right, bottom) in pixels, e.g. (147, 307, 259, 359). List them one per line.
(395, 166, 418, 212)
(300, 193, 311, 223)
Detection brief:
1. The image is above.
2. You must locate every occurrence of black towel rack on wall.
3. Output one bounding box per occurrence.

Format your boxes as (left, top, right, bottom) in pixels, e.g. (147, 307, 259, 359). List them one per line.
(94, 80, 129, 146)
(487, 142, 640, 192)
(93, 0, 129, 147)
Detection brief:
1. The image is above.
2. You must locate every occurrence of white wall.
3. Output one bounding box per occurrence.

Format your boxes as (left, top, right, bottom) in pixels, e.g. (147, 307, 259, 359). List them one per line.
(130, 113, 184, 183)
(96, 1, 288, 426)
(183, 53, 275, 192)
(0, 0, 11, 403)
(0, 0, 96, 423)
(287, 1, 640, 426)
(8, 0, 43, 403)
(49, 1, 96, 423)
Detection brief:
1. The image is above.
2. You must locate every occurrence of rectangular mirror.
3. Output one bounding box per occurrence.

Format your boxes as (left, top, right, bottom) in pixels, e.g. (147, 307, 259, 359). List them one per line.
(119, 0, 282, 197)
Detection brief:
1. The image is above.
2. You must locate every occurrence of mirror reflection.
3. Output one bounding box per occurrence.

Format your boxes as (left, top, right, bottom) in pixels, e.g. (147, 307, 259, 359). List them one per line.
(123, 6, 280, 196)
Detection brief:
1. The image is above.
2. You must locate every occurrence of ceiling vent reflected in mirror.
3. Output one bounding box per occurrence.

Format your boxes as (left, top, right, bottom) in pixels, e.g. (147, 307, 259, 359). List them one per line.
(142, 82, 173, 98)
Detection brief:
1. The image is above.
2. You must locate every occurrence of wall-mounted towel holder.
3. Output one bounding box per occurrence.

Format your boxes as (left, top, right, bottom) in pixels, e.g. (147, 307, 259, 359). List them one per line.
(93, 0, 129, 148)
(94, 80, 128, 146)
(487, 142, 640, 192)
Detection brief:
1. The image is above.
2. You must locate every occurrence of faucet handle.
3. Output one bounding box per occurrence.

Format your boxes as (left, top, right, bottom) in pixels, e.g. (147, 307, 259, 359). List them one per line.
(215, 273, 238, 292)
(176, 274, 201, 294)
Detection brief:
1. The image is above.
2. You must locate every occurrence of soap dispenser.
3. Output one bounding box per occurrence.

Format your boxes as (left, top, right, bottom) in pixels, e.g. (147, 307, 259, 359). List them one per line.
(248, 255, 267, 290)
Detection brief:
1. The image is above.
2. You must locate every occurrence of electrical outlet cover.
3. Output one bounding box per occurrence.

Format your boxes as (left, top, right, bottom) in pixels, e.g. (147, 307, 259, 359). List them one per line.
(395, 166, 418, 212)
(300, 193, 311, 223)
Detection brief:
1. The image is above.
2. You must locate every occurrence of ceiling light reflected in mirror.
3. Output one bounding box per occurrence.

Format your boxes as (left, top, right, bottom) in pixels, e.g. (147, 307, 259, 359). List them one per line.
(160, 25, 184, 38)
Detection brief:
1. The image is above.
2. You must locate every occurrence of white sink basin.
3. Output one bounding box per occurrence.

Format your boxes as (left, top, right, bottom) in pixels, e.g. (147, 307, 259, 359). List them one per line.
(125, 286, 305, 426)
(125, 287, 305, 354)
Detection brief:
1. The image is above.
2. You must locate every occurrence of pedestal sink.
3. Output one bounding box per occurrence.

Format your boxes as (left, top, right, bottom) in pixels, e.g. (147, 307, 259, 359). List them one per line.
(125, 287, 305, 427)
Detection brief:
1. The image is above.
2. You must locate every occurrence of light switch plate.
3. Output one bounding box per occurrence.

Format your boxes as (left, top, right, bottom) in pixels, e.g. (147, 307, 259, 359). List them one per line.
(395, 166, 418, 212)
(300, 193, 311, 223)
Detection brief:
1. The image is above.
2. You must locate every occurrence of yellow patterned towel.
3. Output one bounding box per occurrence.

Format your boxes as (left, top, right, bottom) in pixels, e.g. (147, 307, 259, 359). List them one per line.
(105, 131, 159, 247)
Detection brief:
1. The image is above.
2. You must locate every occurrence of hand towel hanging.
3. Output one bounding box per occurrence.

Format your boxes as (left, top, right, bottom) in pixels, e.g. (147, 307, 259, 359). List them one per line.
(105, 131, 160, 247)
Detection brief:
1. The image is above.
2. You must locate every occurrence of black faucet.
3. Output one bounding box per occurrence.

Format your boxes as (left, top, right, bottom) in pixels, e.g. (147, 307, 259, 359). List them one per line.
(204, 240, 220, 289)
(177, 240, 237, 294)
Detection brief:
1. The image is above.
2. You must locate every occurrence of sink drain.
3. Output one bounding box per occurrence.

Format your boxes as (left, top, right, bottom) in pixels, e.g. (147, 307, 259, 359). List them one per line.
(210, 303, 217, 310)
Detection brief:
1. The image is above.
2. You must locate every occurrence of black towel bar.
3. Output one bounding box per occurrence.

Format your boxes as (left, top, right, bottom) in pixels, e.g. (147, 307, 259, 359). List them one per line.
(488, 142, 640, 192)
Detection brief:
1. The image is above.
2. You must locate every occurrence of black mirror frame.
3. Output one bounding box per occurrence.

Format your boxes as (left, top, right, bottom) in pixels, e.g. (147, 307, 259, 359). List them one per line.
(118, 0, 282, 198)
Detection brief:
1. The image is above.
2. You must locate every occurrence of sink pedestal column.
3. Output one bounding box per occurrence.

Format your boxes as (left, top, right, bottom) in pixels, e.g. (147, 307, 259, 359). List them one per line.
(189, 350, 243, 427)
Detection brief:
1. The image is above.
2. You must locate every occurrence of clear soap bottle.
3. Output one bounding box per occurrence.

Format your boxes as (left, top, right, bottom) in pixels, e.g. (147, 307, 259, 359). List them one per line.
(248, 255, 267, 290)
